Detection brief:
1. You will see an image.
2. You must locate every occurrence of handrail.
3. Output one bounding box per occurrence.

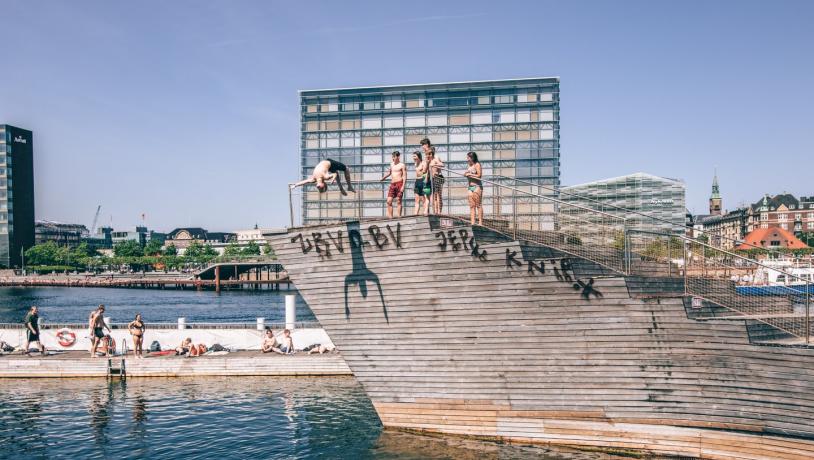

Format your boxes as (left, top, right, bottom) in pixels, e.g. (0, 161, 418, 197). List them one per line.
(628, 229, 811, 285)
(439, 167, 622, 220)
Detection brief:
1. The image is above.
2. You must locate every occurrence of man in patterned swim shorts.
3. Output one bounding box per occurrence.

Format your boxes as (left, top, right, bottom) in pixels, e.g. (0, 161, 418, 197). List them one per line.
(381, 151, 407, 218)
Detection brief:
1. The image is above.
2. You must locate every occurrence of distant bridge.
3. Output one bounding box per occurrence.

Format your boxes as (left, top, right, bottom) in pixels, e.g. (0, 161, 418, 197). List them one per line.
(194, 258, 288, 292)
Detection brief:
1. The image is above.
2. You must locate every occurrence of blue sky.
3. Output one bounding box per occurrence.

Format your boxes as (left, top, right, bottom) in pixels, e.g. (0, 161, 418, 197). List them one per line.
(0, 0, 811, 231)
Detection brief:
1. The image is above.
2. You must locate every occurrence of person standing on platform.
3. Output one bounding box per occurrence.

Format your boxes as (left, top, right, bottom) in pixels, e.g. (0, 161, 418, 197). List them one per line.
(23, 306, 45, 356)
(465, 151, 484, 225)
(89, 305, 111, 358)
(290, 159, 355, 195)
(128, 313, 146, 359)
(412, 151, 429, 216)
(424, 145, 445, 215)
(381, 151, 407, 218)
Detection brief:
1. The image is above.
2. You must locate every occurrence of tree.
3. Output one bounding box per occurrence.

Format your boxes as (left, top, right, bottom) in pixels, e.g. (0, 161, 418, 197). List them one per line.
(163, 244, 178, 256)
(25, 242, 63, 266)
(261, 243, 274, 256)
(114, 240, 143, 257)
(242, 241, 261, 256)
(144, 239, 164, 256)
(223, 242, 243, 257)
(185, 241, 217, 259)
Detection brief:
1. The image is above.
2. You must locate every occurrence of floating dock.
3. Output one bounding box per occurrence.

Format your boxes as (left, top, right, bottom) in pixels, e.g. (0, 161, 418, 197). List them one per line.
(0, 350, 351, 378)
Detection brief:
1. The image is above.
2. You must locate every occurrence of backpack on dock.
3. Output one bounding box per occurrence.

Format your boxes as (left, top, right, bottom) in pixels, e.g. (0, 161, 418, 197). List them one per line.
(150, 341, 161, 352)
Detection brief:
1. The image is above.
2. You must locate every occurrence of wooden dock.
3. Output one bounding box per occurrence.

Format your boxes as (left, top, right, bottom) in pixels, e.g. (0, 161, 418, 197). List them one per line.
(0, 350, 351, 378)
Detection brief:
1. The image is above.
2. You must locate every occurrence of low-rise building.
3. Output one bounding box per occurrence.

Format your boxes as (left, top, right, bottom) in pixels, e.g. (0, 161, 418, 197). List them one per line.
(746, 194, 814, 234)
(736, 226, 808, 250)
(34, 220, 88, 247)
(165, 227, 235, 249)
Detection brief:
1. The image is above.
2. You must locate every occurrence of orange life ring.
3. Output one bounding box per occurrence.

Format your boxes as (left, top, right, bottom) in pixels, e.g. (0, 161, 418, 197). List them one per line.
(57, 328, 77, 347)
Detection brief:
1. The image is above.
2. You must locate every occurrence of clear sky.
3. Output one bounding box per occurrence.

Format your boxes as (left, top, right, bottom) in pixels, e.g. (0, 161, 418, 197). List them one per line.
(0, 0, 811, 231)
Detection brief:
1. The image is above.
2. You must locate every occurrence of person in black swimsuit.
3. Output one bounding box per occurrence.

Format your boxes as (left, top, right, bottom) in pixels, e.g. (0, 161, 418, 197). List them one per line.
(291, 159, 355, 195)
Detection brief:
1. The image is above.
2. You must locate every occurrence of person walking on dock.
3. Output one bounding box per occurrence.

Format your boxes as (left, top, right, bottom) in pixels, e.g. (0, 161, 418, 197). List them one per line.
(291, 159, 355, 195)
(128, 313, 145, 359)
(381, 151, 406, 218)
(23, 306, 45, 356)
(89, 305, 111, 358)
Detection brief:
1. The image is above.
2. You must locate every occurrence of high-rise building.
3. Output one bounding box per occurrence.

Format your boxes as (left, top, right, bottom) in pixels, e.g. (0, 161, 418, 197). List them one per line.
(299, 78, 560, 224)
(0, 125, 35, 267)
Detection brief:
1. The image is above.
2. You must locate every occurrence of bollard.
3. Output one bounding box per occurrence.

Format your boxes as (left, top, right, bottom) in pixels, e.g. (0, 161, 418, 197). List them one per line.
(285, 295, 296, 330)
(257, 317, 265, 331)
(178, 317, 186, 330)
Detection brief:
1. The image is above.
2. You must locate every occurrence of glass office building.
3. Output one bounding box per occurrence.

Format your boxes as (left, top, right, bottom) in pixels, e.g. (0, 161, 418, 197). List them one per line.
(0, 125, 35, 267)
(561, 173, 686, 234)
(299, 78, 560, 224)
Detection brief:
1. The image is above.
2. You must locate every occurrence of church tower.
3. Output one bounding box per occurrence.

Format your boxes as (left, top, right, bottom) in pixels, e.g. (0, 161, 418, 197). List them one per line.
(709, 172, 722, 216)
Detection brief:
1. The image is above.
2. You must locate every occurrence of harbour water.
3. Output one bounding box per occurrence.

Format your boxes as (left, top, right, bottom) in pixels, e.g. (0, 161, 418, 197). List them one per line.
(0, 376, 626, 460)
(0, 287, 315, 324)
(0, 287, 629, 459)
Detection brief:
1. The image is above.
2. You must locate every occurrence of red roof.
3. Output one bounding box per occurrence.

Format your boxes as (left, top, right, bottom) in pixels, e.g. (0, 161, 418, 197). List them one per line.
(737, 226, 808, 250)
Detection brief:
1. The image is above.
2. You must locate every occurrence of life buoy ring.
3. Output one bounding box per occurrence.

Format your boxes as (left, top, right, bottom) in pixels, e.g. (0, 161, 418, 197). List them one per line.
(56, 328, 76, 347)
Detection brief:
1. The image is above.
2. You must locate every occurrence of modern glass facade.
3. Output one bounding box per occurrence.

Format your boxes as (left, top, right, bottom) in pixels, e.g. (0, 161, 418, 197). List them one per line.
(299, 78, 560, 224)
(0, 125, 35, 267)
(562, 173, 686, 234)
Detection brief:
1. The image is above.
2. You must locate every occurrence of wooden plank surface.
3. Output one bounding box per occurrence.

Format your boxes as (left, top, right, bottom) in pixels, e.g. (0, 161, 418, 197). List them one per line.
(271, 216, 814, 459)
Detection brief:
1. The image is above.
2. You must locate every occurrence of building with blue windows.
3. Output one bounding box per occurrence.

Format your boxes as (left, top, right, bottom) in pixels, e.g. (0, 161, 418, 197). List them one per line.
(0, 125, 35, 268)
(299, 78, 560, 224)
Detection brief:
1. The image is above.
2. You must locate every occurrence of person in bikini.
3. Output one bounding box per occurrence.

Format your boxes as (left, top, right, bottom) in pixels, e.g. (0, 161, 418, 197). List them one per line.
(412, 151, 429, 216)
(128, 313, 145, 359)
(290, 159, 355, 195)
(464, 151, 484, 225)
(380, 151, 407, 218)
(89, 305, 111, 358)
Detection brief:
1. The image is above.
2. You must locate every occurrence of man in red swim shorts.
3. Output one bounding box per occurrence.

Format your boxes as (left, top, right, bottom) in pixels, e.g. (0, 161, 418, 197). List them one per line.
(381, 151, 407, 218)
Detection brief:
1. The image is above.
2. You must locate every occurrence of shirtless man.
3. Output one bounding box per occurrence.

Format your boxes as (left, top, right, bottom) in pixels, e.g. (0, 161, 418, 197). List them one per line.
(290, 158, 355, 195)
(422, 140, 445, 215)
(89, 305, 111, 358)
(380, 151, 407, 218)
(261, 327, 285, 354)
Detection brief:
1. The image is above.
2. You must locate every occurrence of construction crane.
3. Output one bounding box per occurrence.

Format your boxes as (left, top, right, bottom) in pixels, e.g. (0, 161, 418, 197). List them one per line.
(90, 205, 102, 235)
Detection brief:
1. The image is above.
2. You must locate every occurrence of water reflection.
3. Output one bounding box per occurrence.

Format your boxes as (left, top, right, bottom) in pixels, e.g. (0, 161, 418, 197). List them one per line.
(0, 377, 630, 459)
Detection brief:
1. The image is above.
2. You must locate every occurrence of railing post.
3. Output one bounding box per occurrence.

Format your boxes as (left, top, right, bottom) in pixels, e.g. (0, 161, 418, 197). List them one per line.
(288, 185, 294, 228)
(807, 280, 811, 344)
(623, 220, 629, 275)
(512, 187, 517, 240)
(684, 239, 689, 295)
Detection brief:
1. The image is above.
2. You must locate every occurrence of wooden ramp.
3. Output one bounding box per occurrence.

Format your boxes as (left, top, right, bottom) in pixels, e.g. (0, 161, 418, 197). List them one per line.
(270, 215, 814, 460)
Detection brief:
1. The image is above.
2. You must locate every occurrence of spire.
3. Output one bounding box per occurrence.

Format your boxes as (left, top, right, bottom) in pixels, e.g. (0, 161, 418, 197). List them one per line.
(711, 170, 721, 199)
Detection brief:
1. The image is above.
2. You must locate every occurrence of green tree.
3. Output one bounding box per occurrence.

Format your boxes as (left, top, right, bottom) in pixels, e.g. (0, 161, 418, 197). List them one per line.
(185, 241, 217, 259)
(261, 243, 274, 256)
(242, 241, 261, 256)
(25, 242, 63, 266)
(114, 240, 143, 257)
(223, 242, 243, 257)
(163, 244, 178, 256)
(144, 239, 164, 256)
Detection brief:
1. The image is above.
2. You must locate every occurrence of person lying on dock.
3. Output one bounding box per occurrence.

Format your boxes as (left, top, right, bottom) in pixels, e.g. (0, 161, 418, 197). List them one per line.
(304, 344, 335, 354)
(261, 327, 286, 354)
(290, 159, 355, 196)
(187, 343, 207, 358)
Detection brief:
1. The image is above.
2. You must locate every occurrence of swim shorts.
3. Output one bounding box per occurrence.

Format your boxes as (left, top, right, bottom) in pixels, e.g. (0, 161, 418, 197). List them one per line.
(388, 181, 404, 199)
(414, 179, 425, 196)
(94, 327, 105, 339)
(326, 158, 346, 173)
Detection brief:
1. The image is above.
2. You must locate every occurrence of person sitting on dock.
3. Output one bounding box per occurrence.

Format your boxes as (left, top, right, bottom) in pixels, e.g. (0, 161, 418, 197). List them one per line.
(23, 306, 46, 356)
(279, 329, 294, 354)
(89, 305, 111, 358)
(290, 158, 355, 196)
(176, 337, 193, 356)
(261, 327, 285, 354)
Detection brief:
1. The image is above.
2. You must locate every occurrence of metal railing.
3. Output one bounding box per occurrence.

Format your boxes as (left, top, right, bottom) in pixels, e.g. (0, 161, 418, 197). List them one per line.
(287, 167, 812, 343)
